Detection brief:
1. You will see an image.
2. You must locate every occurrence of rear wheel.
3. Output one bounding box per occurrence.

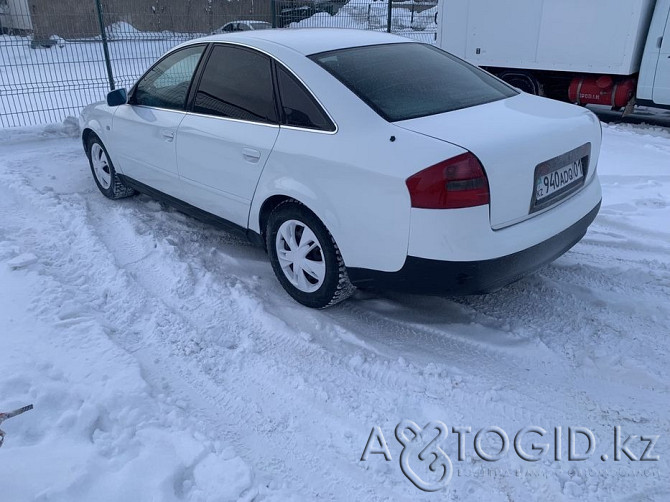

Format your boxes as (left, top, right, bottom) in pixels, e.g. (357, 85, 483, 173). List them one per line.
(87, 135, 135, 199)
(266, 201, 354, 308)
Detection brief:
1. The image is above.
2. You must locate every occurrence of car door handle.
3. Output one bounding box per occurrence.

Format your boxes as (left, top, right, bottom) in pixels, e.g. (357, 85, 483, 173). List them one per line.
(160, 129, 175, 142)
(242, 148, 261, 163)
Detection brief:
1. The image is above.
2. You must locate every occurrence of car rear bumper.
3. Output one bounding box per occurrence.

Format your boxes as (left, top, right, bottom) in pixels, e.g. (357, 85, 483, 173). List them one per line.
(347, 201, 600, 295)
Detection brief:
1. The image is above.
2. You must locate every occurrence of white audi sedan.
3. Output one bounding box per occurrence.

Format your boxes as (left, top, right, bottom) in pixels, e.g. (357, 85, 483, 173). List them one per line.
(80, 29, 602, 308)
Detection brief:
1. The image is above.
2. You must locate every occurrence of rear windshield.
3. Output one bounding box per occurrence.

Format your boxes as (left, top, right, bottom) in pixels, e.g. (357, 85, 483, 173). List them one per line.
(309, 43, 517, 122)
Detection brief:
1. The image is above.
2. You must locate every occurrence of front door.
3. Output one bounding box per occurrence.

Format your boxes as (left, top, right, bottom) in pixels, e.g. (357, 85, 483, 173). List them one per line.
(110, 45, 206, 196)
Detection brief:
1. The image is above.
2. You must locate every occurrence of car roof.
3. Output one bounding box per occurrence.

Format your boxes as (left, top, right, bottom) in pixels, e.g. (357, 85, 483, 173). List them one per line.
(187, 28, 415, 56)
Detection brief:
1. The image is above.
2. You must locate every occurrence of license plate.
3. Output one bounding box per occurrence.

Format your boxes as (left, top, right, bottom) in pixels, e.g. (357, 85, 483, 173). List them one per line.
(535, 159, 584, 202)
(530, 144, 590, 214)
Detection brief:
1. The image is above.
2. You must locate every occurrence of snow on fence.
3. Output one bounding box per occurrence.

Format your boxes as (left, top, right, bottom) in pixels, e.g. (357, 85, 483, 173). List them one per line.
(0, 0, 436, 128)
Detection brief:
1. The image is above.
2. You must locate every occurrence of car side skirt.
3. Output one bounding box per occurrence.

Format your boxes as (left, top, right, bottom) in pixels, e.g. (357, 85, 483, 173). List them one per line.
(347, 201, 601, 295)
(118, 175, 265, 247)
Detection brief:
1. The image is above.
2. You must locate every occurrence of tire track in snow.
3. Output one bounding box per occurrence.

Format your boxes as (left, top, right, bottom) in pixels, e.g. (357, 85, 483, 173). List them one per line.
(80, 188, 670, 498)
(0, 161, 433, 500)
(78, 197, 458, 500)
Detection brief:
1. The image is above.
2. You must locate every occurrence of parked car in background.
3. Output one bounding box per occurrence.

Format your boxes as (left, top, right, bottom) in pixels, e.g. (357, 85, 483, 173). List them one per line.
(275, 0, 349, 27)
(212, 20, 272, 34)
(80, 29, 602, 308)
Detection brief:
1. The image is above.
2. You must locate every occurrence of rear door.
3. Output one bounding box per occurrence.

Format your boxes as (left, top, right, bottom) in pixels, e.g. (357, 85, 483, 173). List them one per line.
(175, 44, 280, 227)
(652, 10, 670, 105)
(111, 45, 206, 196)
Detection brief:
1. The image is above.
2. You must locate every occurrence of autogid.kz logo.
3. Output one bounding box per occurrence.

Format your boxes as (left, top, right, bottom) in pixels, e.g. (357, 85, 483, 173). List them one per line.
(360, 421, 660, 492)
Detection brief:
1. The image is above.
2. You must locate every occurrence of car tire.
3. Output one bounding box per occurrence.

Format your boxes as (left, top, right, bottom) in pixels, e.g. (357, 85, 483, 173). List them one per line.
(266, 201, 354, 308)
(87, 135, 135, 200)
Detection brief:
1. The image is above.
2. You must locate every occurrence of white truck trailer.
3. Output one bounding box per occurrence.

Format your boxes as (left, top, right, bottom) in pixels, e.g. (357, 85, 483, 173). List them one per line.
(437, 0, 670, 111)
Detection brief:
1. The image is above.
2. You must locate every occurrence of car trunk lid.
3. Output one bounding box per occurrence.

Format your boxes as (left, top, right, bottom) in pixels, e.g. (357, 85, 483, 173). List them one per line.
(394, 93, 600, 229)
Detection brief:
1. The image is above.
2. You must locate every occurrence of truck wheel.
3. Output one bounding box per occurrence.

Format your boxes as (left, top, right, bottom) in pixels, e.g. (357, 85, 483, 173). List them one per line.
(498, 71, 543, 96)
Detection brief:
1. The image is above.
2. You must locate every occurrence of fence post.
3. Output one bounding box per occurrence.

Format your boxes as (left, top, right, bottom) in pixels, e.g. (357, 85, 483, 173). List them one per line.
(386, 0, 392, 33)
(95, 0, 116, 91)
(271, 0, 277, 28)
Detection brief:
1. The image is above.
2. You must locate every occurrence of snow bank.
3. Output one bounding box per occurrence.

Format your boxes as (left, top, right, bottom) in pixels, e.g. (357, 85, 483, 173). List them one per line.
(0, 263, 271, 501)
(0, 117, 80, 144)
(289, 0, 438, 39)
(105, 21, 198, 41)
(106, 21, 143, 38)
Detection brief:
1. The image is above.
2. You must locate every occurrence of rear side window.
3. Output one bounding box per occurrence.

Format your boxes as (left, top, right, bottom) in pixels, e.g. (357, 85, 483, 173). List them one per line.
(276, 65, 335, 131)
(193, 45, 277, 124)
(310, 43, 517, 122)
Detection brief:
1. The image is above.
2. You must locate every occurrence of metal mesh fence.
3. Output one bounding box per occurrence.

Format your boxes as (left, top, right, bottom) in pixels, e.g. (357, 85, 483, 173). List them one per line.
(0, 0, 437, 127)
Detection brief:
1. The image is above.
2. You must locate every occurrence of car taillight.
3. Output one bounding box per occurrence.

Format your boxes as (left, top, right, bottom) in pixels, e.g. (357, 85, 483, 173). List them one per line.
(405, 152, 490, 209)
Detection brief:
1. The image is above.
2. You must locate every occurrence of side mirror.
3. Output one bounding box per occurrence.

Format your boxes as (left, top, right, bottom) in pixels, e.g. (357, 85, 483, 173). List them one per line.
(106, 88, 127, 107)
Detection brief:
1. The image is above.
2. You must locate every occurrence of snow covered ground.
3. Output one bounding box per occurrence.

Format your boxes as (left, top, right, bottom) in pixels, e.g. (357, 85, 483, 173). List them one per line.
(0, 119, 668, 501)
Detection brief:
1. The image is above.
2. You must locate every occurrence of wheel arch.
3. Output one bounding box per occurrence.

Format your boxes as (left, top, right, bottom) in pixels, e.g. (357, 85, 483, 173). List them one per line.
(81, 127, 96, 153)
(257, 194, 329, 246)
(258, 195, 292, 242)
(81, 121, 104, 155)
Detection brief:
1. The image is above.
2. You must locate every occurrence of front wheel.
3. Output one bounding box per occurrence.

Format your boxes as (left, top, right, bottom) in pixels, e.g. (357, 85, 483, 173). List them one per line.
(87, 135, 135, 199)
(266, 201, 354, 308)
